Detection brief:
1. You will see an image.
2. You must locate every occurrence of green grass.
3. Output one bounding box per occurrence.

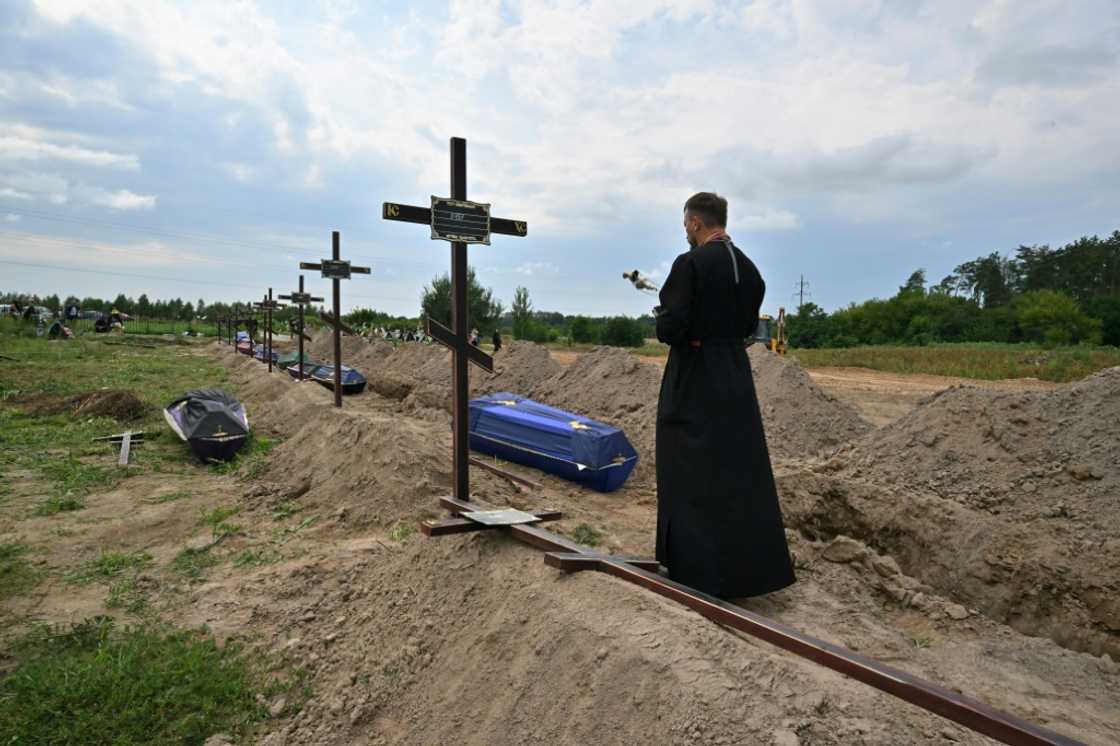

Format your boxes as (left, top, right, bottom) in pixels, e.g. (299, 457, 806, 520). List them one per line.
(387, 522, 416, 542)
(143, 489, 191, 504)
(0, 617, 284, 745)
(233, 548, 281, 568)
(33, 495, 86, 516)
(569, 523, 604, 547)
(210, 434, 274, 478)
(790, 342, 1120, 383)
(0, 541, 39, 599)
(69, 550, 153, 585)
(198, 505, 244, 539)
(105, 577, 152, 614)
(271, 501, 302, 520)
(0, 329, 230, 511)
(171, 546, 220, 581)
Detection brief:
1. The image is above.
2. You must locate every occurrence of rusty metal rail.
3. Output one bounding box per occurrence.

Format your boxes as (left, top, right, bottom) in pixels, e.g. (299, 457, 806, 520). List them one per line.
(434, 496, 1082, 746)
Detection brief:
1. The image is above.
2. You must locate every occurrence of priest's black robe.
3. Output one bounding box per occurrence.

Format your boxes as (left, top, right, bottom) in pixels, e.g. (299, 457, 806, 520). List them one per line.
(655, 238, 796, 598)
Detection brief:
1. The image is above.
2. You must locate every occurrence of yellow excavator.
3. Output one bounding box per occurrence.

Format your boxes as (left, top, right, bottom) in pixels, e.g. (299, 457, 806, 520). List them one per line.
(752, 307, 787, 356)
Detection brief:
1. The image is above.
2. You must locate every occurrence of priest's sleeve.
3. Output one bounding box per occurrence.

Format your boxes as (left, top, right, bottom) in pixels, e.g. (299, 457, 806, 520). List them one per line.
(656, 253, 694, 345)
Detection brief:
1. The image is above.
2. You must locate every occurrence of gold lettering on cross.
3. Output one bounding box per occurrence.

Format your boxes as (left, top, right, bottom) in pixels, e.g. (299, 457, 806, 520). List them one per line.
(515, 222, 526, 235)
(386, 204, 400, 217)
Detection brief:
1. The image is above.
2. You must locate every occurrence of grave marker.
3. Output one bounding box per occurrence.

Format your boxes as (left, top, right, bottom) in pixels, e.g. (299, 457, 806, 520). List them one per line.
(279, 275, 324, 381)
(300, 231, 370, 407)
(253, 288, 284, 374)
(382, 136, 528, 501)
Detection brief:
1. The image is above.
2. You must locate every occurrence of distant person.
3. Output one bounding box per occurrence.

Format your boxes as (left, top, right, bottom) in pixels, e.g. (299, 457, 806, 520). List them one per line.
(654, 191, 795, 599)
(492, 329, 502, 353)
(470, 327, 480, 346)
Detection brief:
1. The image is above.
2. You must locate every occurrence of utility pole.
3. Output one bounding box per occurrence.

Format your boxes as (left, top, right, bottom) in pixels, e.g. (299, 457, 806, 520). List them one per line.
(793, 275, 811, 313)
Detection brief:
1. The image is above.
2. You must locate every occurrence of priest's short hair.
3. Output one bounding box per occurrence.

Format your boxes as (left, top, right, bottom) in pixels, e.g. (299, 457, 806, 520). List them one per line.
(684, 192, 728, 228)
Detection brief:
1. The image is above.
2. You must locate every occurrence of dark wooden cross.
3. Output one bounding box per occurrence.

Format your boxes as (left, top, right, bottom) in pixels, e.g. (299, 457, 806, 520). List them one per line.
(383, 136, 528, 502)
(279, 275, 323, 382)
(254, 289, 284, 374)
(300, 231, 370, 407)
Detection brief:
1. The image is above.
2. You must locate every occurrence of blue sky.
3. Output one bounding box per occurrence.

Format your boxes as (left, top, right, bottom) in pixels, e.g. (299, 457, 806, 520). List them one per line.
(1, 0, 1118, 317)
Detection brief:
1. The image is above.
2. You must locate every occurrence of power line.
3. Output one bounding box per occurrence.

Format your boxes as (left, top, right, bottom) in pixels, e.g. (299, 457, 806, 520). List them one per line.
(792, 274, 811, 310)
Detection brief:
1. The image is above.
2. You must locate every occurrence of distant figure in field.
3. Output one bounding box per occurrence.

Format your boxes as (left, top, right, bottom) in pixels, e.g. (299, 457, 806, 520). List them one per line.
(492, 329, 502, 353)
(654, 191, 795, 599)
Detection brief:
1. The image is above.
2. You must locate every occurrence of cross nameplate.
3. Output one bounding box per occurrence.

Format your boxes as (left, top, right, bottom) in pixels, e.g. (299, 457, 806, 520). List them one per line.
(430, 196, 491, 244)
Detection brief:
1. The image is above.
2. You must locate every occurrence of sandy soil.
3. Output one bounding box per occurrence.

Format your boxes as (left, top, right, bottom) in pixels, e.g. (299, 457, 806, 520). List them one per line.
(4, 338, 1117, 745)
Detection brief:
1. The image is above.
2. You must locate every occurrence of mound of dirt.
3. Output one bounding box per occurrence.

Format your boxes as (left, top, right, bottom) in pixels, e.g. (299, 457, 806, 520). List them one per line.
(751, 348, 873, 456)
(834, 366, 1120, 537)
(12, 389, 151, 421)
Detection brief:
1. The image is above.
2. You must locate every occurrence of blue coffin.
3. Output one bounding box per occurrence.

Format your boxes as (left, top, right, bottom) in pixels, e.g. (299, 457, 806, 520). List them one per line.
(252, 344, 278, 364)
(235, 331, 250, 343)
(309, 364, 367, 395)
(468, 393, 638, 493)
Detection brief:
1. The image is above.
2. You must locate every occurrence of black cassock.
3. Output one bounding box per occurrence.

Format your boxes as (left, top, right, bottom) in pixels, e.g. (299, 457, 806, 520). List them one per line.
(655, 237, 796, 598)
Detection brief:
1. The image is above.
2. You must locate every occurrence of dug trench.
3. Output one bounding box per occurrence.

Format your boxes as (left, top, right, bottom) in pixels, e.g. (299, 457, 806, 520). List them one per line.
(200, 338, 1120, 744)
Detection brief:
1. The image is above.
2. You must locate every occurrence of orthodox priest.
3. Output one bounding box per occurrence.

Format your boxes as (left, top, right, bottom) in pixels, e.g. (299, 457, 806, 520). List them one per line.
(654, 192, 796, 598)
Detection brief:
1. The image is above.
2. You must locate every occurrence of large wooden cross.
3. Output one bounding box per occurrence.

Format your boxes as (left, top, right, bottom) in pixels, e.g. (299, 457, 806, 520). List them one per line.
(300, 231, 370, 407)
(253, 289, 284, 374)
(383, 136, 528, 501)
(279, 275, 323, 382)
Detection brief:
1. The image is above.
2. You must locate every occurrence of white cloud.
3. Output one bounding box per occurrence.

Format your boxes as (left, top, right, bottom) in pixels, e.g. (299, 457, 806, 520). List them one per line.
(740, 207, 799, 231)
(89, 189, 157, 210)
(3, 213, 21, 223)
(514, 261, 560, 276)
(0, 124, 139, 170)
(225, 162, 254, 183)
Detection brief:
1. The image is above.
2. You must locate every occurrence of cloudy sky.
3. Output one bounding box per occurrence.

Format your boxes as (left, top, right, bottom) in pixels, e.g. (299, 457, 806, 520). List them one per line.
(1, 0, 1118, 317)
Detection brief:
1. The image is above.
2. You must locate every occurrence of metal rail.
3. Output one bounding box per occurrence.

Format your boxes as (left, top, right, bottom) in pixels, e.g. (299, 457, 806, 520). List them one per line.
(434, 496, 1083, 746)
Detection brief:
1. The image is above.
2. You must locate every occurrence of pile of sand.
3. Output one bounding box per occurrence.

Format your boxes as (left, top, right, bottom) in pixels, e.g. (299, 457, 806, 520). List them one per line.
(835, 366, 1120, 537)
(749, 347, 873, 456)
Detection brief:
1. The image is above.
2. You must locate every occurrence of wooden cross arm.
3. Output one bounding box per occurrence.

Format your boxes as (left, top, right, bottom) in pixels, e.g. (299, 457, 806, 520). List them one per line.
(543, 552, 663, 574)
(279, 293, 324, 303)
(300, 262, 370, 274)
(382, 202, 528, 238)
(426, 317, 493, 373)
(319, 310, 359, 336)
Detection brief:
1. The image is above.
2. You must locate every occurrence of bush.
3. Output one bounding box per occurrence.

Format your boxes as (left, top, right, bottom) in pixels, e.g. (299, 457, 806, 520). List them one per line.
(569, 316, 599, 344)
(1014, 290, 1101, 346)
(600, 316, 646, 347)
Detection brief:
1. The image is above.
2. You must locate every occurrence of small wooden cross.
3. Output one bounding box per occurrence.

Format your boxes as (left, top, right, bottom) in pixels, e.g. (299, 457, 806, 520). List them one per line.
(383, 136, 528, 501)
(253, 289, 285, 374)
(279, 275, 323, 382)
(300, 231, 370, 407)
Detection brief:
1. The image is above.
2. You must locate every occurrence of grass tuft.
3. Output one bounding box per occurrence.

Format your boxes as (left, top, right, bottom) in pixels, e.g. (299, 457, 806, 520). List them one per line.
(387, 523, 416, 542)
(0, 541, 39, 599)
(33, 495, 86, 516)
(569, 523, 604, 547)
(70, 550, 153, 585)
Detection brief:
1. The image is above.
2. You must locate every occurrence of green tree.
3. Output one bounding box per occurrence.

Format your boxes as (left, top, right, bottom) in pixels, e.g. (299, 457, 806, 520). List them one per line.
(421, 268, 503, 332)
(569, 315, 598, 344)
(1014, 290, 1100, 346)
(600, 316, 645, 347)
(511, 286, 532, 340)
(786, 302, 831, 348)
(136, 294, 152, 317)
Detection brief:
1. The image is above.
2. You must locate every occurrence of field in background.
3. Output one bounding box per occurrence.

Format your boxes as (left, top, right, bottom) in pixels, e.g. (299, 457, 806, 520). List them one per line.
(790, 343, 1120, 383)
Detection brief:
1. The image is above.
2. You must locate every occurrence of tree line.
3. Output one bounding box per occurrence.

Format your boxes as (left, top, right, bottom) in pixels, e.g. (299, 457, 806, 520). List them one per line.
(789, 230, 1120, 348)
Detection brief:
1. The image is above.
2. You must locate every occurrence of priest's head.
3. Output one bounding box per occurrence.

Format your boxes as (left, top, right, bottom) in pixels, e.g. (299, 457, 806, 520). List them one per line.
(683, 192, 728, 249)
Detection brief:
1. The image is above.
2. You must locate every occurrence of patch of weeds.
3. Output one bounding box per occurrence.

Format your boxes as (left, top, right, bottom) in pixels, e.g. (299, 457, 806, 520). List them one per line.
(143, 489, 190, 505)
(271, 501, 302, 521)
(908, 634, 933, 650)
(382, 663, 402, 683)
(210, 435, 274, 479)
(387, 522, 416, 542)
(234, 548, 281, 568)
(33, 495, 86, 516)
(569, 523, 604, 547)
(70, 549, 153, 585)
(0, 541, 39, 599)
(0, 617, 287, 745)
(105, 577, 151, 614)
(171, 546, 220, 581)
(272, 515, 319, 546)
(199, 505, 244, 540)
(37, 455, 117, 499)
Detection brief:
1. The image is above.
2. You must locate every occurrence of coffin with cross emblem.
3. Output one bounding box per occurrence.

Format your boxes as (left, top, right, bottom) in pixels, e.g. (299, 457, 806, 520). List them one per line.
(468, 392, 638, 493)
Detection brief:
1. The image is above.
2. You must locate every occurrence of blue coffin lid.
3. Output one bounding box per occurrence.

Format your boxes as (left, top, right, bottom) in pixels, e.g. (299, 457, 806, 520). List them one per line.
(235, 331, 250, 342)
(312, 364, 366, 385)
(468, 392, 637, 473)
